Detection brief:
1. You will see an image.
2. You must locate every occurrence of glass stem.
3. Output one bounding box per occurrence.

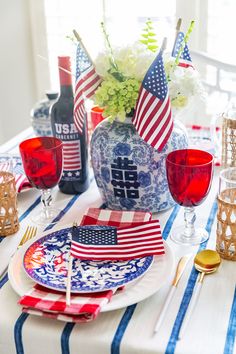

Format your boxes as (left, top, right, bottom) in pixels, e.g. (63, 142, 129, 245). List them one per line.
(41, 189, 53, 219)
(183, 207, 196, 239)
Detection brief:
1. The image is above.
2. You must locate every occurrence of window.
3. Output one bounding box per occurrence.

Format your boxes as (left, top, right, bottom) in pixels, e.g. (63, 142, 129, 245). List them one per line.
(43, 0, 176, 89)
(39, 0, 236, 124)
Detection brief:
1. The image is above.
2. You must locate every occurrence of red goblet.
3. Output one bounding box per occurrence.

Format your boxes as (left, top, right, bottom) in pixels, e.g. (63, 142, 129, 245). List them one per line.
(166, 149, 214, 245)
(19, 137, 63, 225)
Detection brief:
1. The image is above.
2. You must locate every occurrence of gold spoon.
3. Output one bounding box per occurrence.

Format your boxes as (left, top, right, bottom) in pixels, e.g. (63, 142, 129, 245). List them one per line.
(179, 250, 221, 339)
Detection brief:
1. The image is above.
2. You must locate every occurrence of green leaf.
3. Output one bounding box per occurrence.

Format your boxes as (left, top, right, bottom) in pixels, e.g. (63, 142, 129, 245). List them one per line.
(140, 39, 148, 44)
(139, 18, 158, 52)
(147, 45, 158, 51)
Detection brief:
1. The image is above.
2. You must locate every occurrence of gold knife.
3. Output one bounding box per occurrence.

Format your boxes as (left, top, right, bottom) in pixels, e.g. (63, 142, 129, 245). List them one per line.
(154, 254, 192, 333)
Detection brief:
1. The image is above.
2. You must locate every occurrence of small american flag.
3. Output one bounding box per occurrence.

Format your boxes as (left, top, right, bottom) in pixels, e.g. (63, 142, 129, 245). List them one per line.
(71, 220, 165, 261)
(74, 42, 102, 134)
(172, 31, 193, 68)
(63, 141, 81, 171)
(132, 49, 173, 152)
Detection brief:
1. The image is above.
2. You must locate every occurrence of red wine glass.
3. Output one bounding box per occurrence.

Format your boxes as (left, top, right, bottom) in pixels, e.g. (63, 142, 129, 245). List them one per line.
(19, 137, 63, 225)
(166, 149, 214, 245)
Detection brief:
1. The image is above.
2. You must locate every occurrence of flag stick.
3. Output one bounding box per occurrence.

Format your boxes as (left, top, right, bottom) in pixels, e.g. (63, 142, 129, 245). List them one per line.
(171, 18, 182, 55)
(175, 18, 182, 39)
(73, 29, 94, 66)
(66, 253, 73, 306)
(160, 37, 167, 53)
(66, 222, 77, 306)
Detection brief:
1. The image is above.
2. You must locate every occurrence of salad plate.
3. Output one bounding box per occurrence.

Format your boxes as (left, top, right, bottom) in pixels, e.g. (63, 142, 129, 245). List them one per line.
(23, 227, 153, 293)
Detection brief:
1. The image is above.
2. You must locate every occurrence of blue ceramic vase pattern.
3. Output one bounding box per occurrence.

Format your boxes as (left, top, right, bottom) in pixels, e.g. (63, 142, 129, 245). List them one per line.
(31, 92, 58, 136)
(90, 117, 188, 212)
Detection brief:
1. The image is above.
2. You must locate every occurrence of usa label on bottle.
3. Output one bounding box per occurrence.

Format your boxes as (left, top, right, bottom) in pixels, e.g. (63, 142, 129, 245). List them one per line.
(54, 122, 82, 181)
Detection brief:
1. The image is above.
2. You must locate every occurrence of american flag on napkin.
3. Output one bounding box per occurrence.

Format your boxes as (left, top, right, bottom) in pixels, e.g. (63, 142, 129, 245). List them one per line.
(132, 49, 173, 152)
(71, 219, 165, 261)
(172, 31, 193, 68)
(74, 42, 102, 134)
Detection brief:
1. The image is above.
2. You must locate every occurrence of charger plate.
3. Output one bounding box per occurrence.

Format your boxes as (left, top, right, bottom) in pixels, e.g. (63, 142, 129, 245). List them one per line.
(8, 226, 174, 312)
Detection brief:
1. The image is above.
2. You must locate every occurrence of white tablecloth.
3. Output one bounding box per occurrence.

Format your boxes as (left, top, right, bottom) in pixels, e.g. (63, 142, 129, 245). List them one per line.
(0, 128, 235, 354)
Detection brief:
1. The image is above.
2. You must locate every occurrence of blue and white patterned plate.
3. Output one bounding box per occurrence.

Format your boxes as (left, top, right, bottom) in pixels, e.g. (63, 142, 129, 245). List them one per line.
(23, 227, 154, 293)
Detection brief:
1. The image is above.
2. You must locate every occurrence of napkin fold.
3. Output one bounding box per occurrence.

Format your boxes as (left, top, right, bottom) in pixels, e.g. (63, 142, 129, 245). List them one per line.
(19, 284, 118, 323)
(81, 208, 152, 227)
(18, 208, 157, 322)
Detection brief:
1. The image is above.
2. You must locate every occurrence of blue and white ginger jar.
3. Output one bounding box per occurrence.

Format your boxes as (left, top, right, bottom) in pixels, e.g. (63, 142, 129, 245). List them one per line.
(90, 117, 188, 212)
(31, 92, 58, 136)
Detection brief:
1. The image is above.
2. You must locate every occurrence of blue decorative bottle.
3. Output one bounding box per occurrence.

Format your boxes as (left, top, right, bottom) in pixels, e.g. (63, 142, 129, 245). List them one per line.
(90, 117, 188, 212)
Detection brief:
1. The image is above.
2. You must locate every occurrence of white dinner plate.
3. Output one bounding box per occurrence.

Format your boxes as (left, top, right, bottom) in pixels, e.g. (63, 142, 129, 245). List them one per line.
(8, 226, 174, 312)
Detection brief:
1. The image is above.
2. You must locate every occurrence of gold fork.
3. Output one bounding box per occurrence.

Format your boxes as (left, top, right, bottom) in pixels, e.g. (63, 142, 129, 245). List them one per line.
(17, 226, 37, 250)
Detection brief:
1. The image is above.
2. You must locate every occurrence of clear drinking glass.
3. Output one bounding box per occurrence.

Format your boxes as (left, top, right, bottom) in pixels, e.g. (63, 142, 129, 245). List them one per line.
(217, 168, 236, 260)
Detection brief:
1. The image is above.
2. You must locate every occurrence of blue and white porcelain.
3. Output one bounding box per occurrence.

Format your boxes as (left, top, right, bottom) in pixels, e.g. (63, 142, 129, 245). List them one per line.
(23, 227, 153, 293)
(90, 117, 188, 212)
(31, 92, 58, 136)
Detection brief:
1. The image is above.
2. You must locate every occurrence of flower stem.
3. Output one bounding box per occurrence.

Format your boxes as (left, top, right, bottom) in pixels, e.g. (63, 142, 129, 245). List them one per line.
(101, 22, 118, 71)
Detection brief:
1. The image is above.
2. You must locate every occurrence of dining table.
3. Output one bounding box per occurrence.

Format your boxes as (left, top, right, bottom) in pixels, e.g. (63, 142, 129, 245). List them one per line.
(0, 126, 235, 354)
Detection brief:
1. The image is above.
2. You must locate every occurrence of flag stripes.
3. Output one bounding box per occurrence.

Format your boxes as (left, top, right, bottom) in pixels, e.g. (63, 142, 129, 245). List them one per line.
(132, 50, 173, 152)
(73, 44, 101, 134)
(71, 219, 165, 260)
(63, 141, 81, 171)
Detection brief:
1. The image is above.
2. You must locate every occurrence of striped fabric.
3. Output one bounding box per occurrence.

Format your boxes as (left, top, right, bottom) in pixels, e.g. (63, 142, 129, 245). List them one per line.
(0, 158, 32, 192)
(0, 126, 235, 354)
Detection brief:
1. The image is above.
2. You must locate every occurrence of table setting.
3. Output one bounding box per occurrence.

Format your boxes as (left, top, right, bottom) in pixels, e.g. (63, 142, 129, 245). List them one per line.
(0, 18, 235, 354)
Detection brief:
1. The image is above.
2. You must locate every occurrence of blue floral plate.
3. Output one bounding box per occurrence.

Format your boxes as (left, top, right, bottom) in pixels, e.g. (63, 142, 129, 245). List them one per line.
(23, 227, 154, 293)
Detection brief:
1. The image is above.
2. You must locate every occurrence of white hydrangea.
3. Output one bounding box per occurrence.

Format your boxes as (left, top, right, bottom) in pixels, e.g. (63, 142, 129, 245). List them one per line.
(95, 41, 155, 81)
(95, 45, 205, 113)
(164, 56, 205, 109)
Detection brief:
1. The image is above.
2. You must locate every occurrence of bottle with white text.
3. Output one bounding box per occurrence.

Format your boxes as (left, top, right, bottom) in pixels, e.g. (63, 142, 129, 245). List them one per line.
(50, 56, 89, 194)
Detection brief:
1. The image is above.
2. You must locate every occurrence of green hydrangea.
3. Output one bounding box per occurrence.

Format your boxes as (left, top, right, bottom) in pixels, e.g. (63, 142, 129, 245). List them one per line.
(95, 77, 140, 122)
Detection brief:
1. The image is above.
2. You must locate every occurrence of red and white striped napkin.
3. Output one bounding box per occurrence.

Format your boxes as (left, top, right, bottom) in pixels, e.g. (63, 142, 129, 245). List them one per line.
(14, 174, 32, 193)
(18, 209, 153, 322)
(0, 159, 32, 193)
